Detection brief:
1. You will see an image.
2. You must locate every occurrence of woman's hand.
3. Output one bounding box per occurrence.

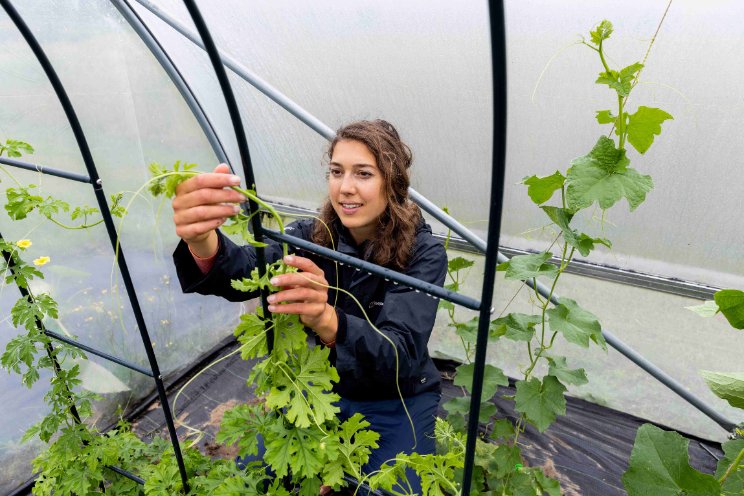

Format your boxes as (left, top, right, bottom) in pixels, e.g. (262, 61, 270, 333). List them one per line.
(172, 164, 244, 258)
(267, 255, 338, 344)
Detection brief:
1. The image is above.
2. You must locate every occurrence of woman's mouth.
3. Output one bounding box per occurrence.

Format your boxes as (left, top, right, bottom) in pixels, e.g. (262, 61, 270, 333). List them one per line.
(339, 202, 362, 214)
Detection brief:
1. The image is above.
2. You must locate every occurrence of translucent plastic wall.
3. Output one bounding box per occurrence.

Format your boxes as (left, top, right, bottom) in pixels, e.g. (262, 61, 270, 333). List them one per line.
(130, 0, 743, 440)
(0, 2, 240, 492)
(1, 0, 743, 492)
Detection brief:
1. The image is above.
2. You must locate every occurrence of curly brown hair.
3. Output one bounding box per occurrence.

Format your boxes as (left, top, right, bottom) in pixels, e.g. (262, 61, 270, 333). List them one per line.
(312, 120, 422, 272)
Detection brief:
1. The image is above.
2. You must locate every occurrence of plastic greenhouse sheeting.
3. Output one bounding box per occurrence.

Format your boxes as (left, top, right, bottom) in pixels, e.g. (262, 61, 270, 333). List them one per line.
(1, 0, 743, 494)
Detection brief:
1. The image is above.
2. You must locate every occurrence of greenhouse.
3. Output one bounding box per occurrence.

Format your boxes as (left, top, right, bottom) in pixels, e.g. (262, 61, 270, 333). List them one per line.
(1, 0, 742, 494)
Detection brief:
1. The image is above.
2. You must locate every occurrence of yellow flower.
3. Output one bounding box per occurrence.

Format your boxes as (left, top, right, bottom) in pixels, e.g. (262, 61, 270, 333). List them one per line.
(16, 239, 32, 249)
(33, 256, 50, 266)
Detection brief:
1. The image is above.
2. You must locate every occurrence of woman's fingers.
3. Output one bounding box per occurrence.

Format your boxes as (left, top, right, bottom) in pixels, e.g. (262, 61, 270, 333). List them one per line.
(172, 164, 245, 245)
(173, 203, 240, 226)
(268, 287, 327, 306)
(282, 255, 324, 276)
(270, 256, 328, 289)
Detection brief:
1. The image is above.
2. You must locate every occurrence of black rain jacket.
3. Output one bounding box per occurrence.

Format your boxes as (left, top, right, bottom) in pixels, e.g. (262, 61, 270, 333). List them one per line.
(173, 218, 447, 401)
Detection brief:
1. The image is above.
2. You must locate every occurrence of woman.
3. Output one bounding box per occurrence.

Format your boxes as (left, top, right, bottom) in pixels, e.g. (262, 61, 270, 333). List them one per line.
(172, 120, 447, 492)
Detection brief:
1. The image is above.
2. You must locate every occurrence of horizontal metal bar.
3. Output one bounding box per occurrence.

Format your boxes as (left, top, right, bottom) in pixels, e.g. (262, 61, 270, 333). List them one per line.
(261, 228, 483, 311)
(0, 156, 92, 183)
(266, 201, 718, 301)
(106, 465, 145, 484)
(45, 329, 154, 377)
(499, 247, 718, 301)
(602, 332, 737, 432)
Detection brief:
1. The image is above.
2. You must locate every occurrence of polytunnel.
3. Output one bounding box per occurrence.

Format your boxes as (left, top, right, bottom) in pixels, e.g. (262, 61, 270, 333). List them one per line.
(1, 0, 742, 494)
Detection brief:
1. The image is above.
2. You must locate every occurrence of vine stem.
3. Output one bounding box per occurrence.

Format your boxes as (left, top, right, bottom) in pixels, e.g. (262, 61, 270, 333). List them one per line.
(718, 446, 744, 484)
(294, 272, 417, 450)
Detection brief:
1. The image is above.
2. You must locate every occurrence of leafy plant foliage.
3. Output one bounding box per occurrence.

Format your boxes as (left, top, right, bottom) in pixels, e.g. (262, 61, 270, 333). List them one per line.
(428, 18, 672, 494)
(624, 287, 744, 496)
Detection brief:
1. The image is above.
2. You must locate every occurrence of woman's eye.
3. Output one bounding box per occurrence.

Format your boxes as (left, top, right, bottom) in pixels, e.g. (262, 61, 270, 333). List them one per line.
(329, 169, 342, 177)
(358, 171, 373, 178)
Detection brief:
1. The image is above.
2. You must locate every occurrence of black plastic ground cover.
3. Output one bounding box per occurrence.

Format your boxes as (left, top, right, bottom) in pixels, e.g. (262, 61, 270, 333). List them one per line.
(125, 339, 723, 496)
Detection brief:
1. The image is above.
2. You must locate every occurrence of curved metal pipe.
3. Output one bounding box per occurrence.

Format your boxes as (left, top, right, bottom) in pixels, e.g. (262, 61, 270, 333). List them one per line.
(461, 1, 508, 492)
(110, 0, 229, 164)
(0, 0, 190, 489)
(180, 0, 275, 364)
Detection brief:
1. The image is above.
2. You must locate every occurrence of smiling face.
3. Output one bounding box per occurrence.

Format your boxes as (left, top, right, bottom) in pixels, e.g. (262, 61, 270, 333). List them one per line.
(328, 139, 388, 244)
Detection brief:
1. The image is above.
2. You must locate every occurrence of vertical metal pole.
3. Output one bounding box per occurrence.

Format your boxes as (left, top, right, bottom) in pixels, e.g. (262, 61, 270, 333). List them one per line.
(461, 1, 507, 494)
(181, 0, 275, 351)
(0, 1, 190, 489)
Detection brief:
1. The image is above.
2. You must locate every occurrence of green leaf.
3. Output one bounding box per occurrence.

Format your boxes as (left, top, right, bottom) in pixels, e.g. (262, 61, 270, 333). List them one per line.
(497, 252, 558, 281)
(532, 470, 563, 496)
(490, 313, 541, 342)
(589, 20, 613, 45)
(716, 438, 744, 495)
(5, 186, 43, 220)
(454, 363, 508, 399)
(263, 422, 325, 480)
(522, 171, 565, 205)
(438, 299, 455, 312)
(264, 347, 340, 428)
(566, 137, 653, 211)
(2, 139, 34, 157)
(626, 106, 673, 154)
(596, 110, 617, 125)
(596, 63, 643, 97)
(334, 413, 380, 481)
(448, 256, 475, 272)
(571, 135, 630, 174)
(714, 289, 744, 329)
(217, 404, 272, 458)
(547, 297, 606, 349)
(490, 418, 515, 442)
(685, 300, 720, 318)
(147, 160, 198, 199)
(541, 206, 612, 256)
(144, 460, 183, 495)
(234, 312, 268, 359)
(1, 335, 38, 375)
(452, 316, 479, 344)
(547, 356, 588, 386)
(700, 370, 744, 409)
(514, 376, 567, 432)
(442, 396, 496, 424)
(622, 424, 720, 496)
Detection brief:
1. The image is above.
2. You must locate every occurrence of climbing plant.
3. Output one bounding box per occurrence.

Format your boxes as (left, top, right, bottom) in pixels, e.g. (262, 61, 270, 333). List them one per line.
(622, 289, 744, 496)
(381, 19, 674, 494)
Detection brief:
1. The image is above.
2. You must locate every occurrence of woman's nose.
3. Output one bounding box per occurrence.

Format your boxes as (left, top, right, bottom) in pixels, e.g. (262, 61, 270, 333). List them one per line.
(339, 173, 355, 193)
